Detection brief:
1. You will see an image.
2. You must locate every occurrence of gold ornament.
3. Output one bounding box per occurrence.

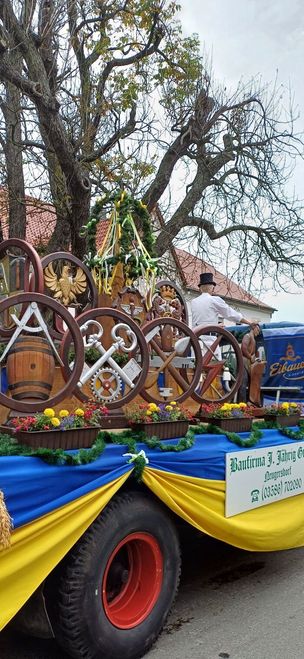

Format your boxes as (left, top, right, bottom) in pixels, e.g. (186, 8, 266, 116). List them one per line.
(44, 263, 87, 306)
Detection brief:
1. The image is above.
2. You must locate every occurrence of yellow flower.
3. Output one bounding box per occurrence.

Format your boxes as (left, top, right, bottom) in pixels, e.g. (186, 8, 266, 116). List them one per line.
(281, 402, 289, 409)
(43, 408, 55, 418)
(171, 401, 177, 406)
(75, 408, 85, 416)
(165, 405, 173, 411)
(148, 403, 158, 412)
(239, 402, 247, 408)
(50, 417, 60, 427)
(59, 409, 69, 418)
(146, 410, 152, 416)
(290, 402, 298, 408)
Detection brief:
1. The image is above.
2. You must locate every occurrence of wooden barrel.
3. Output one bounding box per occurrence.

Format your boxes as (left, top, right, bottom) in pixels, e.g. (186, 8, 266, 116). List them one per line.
(6, 336, 55, 401)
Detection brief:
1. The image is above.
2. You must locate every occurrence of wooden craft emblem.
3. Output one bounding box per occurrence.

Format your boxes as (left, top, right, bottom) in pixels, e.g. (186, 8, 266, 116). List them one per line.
(44, 263, 87, 306)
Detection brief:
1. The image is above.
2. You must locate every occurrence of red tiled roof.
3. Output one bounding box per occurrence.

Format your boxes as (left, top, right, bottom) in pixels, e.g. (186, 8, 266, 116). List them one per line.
(95, 220, 110, 249)
(0, 189, 56, 245)
(0, 188, 111, 251)
(174, 248, 275, 311)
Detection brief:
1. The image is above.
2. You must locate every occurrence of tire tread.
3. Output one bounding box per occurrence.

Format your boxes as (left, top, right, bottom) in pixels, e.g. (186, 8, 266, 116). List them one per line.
(50, 491, 181, 659)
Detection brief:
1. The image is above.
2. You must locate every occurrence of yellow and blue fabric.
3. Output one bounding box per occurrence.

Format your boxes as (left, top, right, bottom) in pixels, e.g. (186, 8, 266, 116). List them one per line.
(1, 428, 304, 629)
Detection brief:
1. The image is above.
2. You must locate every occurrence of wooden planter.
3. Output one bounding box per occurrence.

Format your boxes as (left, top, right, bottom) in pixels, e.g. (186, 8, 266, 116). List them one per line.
(12, 426, 101, 450)
(132, 420, 189, 439)
(197, 416, 252, 433)
(249, 408, 266, 418)
(263, 414, 300, 427)
(100, 413, 127, 430)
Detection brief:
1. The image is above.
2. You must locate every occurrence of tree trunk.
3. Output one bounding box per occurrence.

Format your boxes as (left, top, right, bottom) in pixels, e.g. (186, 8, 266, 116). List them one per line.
(69, 190, 90, 258)
(2, 48, 26, 239)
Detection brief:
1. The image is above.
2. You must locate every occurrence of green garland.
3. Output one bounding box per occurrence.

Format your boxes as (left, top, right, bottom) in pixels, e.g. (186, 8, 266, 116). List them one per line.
(274, 419, 304, 441)
(137, 429, 195, 452)
(193, 423, 263, 448)
(0, 428, 195, 481)
(0, 431, 107, 466)
(2, 420, 302, 481)
(249, 419, 304, 442)
(81, 190, 157, 280)
(0, 430, 138, 465)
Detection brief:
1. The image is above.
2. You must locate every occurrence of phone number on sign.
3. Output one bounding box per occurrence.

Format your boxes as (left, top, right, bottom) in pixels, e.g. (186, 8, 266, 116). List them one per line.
(262, 478, 303, 501)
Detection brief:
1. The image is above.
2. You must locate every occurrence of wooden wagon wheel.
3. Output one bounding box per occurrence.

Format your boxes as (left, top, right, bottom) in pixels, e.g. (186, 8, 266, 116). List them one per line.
(189, 324, 244, 404)
(61, 307, 150, 408)
(0, 239, 44, 337)
(0, 292, 84, 412)
(39, 252, 98, 339)
(141, 317, 202, 404)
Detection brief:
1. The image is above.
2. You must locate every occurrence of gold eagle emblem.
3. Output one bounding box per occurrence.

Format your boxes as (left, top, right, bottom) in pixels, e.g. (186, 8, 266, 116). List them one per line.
(44, 263, 87, 306)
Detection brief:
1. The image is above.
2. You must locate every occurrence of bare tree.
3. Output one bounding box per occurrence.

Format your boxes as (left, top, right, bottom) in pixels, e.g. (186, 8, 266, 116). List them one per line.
(144, 77, 304, 287)
(0, 0, 169, 255)
(0, 1, 303, 288)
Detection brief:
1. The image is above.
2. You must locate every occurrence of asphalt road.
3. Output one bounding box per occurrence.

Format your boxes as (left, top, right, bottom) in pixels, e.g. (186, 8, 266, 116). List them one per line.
(1, 533, 304, 659)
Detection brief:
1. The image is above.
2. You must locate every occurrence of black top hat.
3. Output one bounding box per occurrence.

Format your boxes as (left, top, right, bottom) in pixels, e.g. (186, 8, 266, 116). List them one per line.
(198, 272, 216, 287)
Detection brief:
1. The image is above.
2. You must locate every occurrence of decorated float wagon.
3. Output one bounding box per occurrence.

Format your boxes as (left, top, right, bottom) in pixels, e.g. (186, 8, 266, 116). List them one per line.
(0, 195, 304, 659)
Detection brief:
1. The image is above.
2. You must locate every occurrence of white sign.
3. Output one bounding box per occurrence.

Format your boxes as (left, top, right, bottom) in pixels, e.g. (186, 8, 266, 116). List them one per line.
(225, 442, 304, 517)
(122, 358, 142, 382)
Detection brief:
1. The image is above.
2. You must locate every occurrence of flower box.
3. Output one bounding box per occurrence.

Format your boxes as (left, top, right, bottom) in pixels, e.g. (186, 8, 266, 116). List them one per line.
(5, 404, 110, 449)
(12, 426, 101, 450)
(125, 402, 191, 438)
(249, 408, 266, 418)
(197, 417, 252, 433)
(263, 414, 300, 427)
(100, 413, 127, 430)
(132, 420, 189, 440)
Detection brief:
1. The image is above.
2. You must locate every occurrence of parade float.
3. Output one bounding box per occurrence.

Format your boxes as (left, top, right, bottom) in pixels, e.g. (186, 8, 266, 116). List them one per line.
(0, 193, 304, 659)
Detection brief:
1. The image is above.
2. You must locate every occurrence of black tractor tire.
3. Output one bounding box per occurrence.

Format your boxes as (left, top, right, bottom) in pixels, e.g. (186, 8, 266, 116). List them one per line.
(47, 490, 181, 659)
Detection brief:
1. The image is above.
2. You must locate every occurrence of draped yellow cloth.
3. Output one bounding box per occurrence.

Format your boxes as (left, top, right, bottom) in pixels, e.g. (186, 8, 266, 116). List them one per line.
(143, 468, 304, 552)
(2, 464, 304, 631)
(0, 472, 129, 630)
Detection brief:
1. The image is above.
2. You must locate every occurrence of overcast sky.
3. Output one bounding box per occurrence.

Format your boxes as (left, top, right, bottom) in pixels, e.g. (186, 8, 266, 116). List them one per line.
(179, 0, 304, 323)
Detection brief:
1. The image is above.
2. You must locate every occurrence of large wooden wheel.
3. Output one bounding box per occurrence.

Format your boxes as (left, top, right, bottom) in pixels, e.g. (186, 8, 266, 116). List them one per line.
(0, 293, 84, 412)
(0, 238, 44, 293)
(190, 325, 244, 404)
(61, 307, 150, 408)
(0, 239, 44, 337)
(141, 317, 202, 404)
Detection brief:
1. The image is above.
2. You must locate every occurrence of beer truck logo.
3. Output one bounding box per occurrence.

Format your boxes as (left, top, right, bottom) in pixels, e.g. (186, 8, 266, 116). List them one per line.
(269, 342, 304, 381)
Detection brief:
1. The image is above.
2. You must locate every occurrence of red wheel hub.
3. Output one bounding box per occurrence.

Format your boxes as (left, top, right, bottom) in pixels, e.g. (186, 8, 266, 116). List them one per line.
(102, 532, 163, 629)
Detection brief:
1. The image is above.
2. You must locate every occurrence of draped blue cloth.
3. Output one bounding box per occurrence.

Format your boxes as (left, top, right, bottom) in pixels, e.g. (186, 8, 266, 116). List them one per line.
(1, 428, 301, 529)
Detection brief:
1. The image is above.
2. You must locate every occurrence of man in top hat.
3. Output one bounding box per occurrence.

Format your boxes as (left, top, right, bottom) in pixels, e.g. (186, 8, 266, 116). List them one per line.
(191, 272, 259, 329)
